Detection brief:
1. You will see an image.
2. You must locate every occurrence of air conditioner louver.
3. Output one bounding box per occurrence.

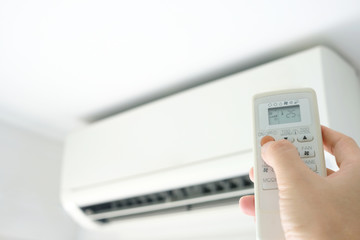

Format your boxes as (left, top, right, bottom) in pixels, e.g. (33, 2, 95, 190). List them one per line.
(80, 175, 253, 224)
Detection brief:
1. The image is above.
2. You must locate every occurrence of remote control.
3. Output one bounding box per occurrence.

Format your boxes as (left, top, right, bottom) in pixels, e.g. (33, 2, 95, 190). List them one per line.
(252, 88, 326, 240)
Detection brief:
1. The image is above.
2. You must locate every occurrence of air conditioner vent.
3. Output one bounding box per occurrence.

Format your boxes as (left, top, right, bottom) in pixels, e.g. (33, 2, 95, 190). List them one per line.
(80, 175, 253, 224)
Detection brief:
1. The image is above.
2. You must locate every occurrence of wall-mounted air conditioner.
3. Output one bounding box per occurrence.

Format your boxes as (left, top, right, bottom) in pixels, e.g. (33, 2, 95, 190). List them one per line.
(61, 46, 360, 240)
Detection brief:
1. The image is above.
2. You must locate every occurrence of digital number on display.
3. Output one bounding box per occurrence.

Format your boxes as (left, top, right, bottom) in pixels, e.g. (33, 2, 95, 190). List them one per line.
(268, 105, 301, 125)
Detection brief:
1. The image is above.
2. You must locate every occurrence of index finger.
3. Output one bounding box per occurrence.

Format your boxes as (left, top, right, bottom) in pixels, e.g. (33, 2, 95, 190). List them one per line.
(321, 126, 360, 167)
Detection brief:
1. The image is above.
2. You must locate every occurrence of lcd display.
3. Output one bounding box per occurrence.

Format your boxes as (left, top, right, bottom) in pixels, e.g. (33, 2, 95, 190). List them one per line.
(268, 105, 301, 125)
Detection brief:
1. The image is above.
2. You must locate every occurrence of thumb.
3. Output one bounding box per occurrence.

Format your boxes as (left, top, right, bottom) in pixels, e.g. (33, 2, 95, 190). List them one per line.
(261, 139, 312, 188)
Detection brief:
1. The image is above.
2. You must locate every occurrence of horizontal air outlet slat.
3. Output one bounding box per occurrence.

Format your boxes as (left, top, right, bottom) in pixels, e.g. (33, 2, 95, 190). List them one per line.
(79, 175, 253, 223)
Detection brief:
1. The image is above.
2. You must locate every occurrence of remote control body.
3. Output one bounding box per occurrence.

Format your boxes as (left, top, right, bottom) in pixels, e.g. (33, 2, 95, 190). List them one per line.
(253, 88, 326, 240)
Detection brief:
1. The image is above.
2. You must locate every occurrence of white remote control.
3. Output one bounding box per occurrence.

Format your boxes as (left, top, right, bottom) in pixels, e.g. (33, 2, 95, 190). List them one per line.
(253, 88, 326, 240)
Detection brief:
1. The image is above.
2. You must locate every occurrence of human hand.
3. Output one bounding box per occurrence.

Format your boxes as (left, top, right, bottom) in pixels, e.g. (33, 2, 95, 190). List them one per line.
(239, 126, 360, 239)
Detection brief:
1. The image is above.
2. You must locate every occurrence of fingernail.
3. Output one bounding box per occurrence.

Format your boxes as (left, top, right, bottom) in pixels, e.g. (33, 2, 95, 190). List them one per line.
(261, 141, 273, 154)
(260, 136, 275, 146)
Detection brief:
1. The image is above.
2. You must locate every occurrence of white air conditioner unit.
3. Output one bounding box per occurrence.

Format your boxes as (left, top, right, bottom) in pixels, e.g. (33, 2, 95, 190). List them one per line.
(61, 46, 360, 240)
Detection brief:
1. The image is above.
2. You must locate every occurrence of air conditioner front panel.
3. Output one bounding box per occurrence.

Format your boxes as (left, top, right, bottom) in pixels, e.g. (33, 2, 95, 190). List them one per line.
(63, 47, 325, 190)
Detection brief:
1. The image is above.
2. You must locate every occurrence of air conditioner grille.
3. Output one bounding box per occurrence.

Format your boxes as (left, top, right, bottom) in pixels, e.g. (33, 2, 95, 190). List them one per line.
(80, 175, 253, 223)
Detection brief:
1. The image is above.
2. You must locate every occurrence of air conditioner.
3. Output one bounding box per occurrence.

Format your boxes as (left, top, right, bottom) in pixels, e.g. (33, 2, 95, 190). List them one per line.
(61, 46, 360, 240)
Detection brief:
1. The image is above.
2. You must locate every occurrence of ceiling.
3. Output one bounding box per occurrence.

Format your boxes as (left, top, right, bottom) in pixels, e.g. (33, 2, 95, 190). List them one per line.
(1, 0, 360, 140)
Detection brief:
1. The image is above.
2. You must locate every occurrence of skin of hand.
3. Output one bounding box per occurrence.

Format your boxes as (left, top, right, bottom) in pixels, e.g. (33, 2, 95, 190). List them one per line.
(239, 126, 360, 240)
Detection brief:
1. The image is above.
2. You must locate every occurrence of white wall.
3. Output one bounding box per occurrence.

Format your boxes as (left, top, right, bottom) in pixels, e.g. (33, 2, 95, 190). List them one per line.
(0, 120, 77, 240)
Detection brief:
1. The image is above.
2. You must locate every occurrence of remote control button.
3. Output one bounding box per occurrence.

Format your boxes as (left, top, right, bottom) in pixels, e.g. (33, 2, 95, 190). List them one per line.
(300, 150, 315, 158)
(262, 166, 274, 173)
(261, 162, 277, 190)
(297, 134, 314, 142)
(307, 164, 317, 172)
(262, 176, 278, 190)
(282, 136, 295, 143)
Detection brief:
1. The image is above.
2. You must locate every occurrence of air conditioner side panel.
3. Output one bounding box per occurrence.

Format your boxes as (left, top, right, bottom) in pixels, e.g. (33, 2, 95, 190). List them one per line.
(320, 47, 360, 142)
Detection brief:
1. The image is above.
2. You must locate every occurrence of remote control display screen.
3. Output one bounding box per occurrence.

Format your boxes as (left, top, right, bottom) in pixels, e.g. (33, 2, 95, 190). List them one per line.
(268, 105, 301, 125)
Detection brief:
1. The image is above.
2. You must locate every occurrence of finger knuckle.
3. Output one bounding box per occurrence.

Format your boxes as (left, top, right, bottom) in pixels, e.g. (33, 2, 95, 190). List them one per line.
(340, 136, 358, 148)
